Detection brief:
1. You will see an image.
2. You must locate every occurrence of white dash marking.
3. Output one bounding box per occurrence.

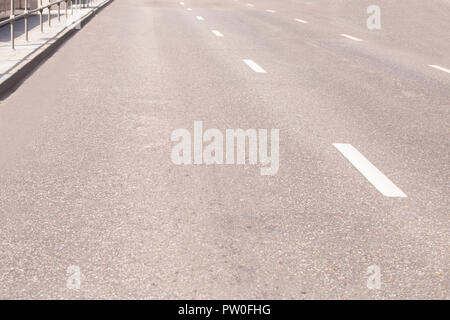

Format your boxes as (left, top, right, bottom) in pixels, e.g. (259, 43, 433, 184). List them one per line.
(179, 2, 184, 5)
(295, 18, 308, 24)
(196, 16, 204, 21)
(211, 30, 224, 37)
(247, 3, 254, 7)
(429, 65, 450, 74)
(266, 9, 276, 13)
(340, 34, 363, 41)
(243, 59, 266, 73)
(333, 144, 407, 198)
(187, 8, 192, 11)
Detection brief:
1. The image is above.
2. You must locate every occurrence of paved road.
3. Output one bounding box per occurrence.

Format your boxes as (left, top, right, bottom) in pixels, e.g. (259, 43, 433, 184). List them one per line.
(0, 0, 448, 299)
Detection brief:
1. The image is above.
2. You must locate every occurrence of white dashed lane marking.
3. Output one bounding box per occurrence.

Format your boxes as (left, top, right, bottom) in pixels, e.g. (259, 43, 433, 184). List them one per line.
(243, 59, 267, 73)
(211, 30, 224, 37)
(429, 65, 450, 74)
(340, 34, 363, 41)
(295, 18, 308, 24)
(333, 144, 407, 198)
(196, 16, 205, 21)
(266, 9, 276, 13)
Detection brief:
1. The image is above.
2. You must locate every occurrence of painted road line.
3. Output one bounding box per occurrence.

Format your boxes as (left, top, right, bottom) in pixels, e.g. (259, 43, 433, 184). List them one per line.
(211, 30, 224, 37)
(429, 65, 450, 74)
(295, 18, 308, 24)
(196, 16, 204, 21)
(187, 8, 192, 11)
(179, 2, 184, 5)
(243, 59, 267, 73)
(340, 34, 363, 41)
(266, 9, 276, 13)
(247, 3, 254, 7)
(333, 144, 407, 198)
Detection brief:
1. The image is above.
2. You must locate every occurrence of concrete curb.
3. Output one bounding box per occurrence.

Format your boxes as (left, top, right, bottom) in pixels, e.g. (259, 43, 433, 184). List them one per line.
(0, 0, 113, 99)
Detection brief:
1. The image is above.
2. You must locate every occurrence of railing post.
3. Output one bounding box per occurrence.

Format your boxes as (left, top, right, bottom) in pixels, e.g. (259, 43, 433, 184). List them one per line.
(58, 2, 61, 22)
(48, 3, 52, 27)
(65, 0, 68, 18)
(25, 0, 29, 41)
(10, 0, 15, 50)
(40, 9, 43, 32)
(39, 0, 43, 32)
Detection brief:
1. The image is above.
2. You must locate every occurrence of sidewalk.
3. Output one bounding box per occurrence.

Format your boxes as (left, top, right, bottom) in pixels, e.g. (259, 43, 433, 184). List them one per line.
(0, 0, 111, 92)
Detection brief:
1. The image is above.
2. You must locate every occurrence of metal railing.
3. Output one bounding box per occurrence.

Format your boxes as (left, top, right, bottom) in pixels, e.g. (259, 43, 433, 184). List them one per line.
(1, 1, 38, 19)
(0, 0, 95, 49)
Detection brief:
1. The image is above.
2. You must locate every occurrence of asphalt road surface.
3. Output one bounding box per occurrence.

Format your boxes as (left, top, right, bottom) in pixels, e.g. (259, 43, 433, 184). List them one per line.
(0, 0, 449, 299)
